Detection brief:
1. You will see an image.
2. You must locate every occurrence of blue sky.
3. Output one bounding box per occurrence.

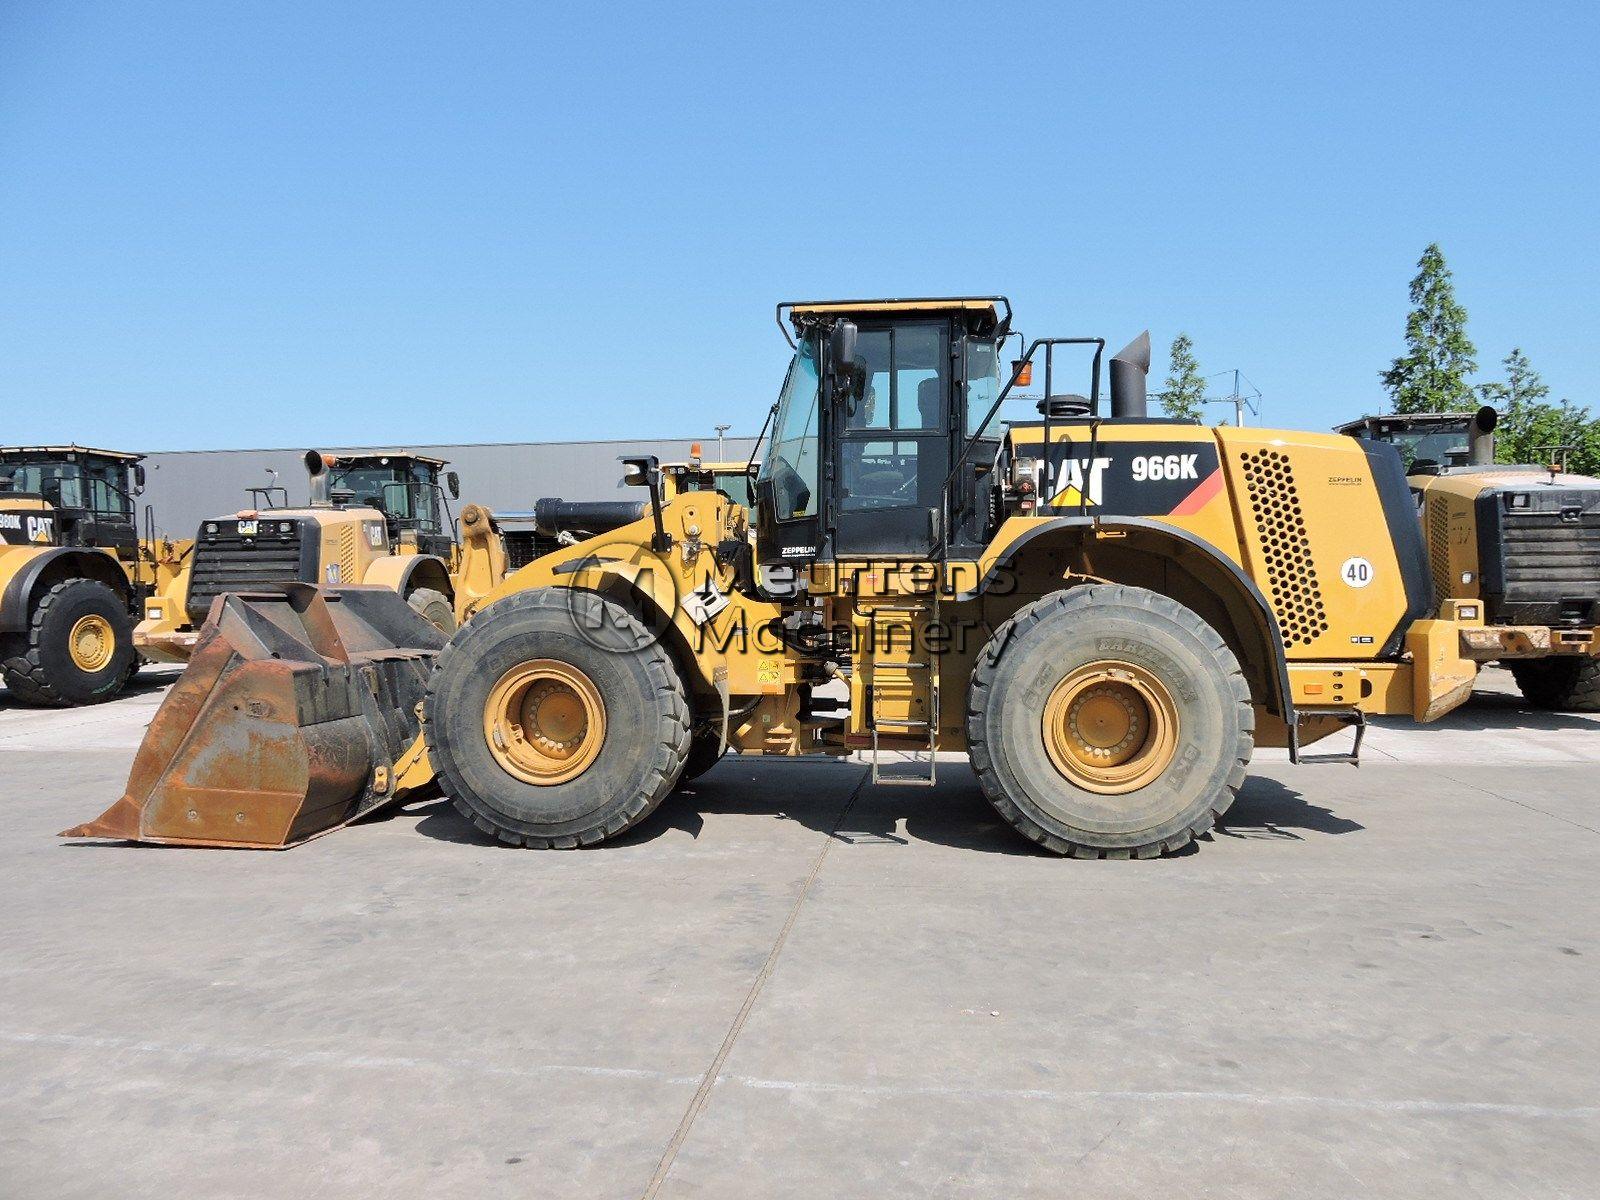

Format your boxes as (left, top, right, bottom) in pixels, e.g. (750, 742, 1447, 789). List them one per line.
(2, 1, 1596, 451)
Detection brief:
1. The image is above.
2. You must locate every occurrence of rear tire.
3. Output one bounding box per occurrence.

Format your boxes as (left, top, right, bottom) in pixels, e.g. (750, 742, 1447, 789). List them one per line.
(424, 588, 691, 847)
(0, 579, 136, 707)
(1508, 655, 1600, 712)
(407, 587, 457, 635)
(966, 584, 1253, 859)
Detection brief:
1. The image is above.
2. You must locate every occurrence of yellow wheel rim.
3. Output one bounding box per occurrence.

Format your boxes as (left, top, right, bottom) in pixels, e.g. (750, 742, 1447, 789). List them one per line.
(68, 614, 117, 673)
(1041, 660, 1179, 794)
(483, 659, 606, 785)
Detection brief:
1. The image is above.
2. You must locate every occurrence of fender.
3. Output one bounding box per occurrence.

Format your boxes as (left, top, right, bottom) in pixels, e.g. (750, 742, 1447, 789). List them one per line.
(968, 514, 1293, 721)
(362, 553, 453, 600)
(0, 547, 132, 634)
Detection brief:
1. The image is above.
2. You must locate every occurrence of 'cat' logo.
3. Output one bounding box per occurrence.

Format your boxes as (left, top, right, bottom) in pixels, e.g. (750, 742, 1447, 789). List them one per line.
(1050, 457, 1112, 507)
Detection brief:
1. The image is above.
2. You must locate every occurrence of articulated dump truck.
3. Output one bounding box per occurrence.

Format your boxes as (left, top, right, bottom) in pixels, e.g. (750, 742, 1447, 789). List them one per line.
(63, 298, 1550, 858)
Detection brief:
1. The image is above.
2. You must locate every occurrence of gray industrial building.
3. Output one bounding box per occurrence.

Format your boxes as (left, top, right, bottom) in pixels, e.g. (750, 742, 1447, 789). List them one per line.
(138, 436, 759, 539)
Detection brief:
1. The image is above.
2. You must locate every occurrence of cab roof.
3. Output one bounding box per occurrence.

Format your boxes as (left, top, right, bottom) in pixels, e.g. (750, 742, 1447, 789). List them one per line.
(331, 452, 449, 469)
(1335, 413, 1473, 435)
(0, 444, 144, 462)
(779, 296, 1010, 343)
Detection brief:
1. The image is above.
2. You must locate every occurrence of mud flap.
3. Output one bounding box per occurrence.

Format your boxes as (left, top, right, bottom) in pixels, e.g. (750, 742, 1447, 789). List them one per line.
(61, 585, 446, 848)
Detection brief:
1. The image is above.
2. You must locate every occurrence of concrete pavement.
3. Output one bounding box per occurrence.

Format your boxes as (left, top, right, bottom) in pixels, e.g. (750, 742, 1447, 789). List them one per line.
(0, 668, 1596, 1198)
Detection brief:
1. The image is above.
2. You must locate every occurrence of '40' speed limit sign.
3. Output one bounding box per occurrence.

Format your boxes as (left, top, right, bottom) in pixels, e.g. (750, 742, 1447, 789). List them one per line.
(1340, 557, 1374, 588)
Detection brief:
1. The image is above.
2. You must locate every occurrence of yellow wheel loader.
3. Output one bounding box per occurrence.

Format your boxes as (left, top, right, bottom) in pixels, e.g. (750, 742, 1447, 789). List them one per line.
(0, 446, 188, 706)
(1337, 408, 1600, 710)
(136, 450, 470, 662)
(67, 298, 1522, 857)
(493, 448, 756, 573)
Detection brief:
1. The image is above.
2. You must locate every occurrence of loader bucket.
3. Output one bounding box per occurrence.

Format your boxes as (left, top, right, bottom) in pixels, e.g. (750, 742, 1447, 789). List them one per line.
(61, 585, 447, 848)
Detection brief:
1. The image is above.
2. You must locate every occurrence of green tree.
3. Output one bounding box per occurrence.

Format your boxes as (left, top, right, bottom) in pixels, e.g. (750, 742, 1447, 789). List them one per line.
(1159, 333, 1206, 421)
(1380, 243, 1478, 414)
(1479, 347, 1551, 464)
(1506, 398, 1600, 476)
(1477, 347, 1600, 474)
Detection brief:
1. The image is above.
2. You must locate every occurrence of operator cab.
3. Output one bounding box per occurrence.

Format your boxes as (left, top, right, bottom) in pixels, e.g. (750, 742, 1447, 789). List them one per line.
(0, 446, 144, 555)
(1336, 410, 1498, 474)
(756, 299, 1011, 565)
(324, 453, 461, 556)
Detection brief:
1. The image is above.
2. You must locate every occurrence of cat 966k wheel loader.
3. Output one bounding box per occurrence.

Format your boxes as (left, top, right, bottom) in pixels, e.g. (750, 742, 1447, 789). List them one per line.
(66, 298, 1533, 857)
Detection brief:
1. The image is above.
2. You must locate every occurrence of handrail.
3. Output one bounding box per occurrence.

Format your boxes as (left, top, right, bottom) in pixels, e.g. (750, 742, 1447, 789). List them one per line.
(938, 335, 1104, 555)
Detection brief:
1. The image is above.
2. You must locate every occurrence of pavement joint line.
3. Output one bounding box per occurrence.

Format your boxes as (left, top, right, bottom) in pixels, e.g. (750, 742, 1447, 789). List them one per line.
(1433, 770, 1600, 837)
(5, 1029, 1592, 1122)
(639, 767, 869, 1200)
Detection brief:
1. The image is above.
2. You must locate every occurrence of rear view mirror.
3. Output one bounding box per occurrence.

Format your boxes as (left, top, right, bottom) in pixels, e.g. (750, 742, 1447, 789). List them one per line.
(620, 455, 661, 490)
(133, 464, 147, 494)
(446, 471, 460, 499)
(828, 320, 858, 373)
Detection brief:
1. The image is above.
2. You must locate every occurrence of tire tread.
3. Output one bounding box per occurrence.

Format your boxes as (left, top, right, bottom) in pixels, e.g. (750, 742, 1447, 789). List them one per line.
(966, 584, 1254, 859)
(425, 588, 692, 848)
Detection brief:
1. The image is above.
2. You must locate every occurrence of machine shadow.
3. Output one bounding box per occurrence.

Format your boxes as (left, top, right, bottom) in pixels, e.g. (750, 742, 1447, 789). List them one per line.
(1402, 685, 1600, 734)
(1214, 774, 1364, 842)
(0, 670, 178, 712)
(410, 758, 1362, 856)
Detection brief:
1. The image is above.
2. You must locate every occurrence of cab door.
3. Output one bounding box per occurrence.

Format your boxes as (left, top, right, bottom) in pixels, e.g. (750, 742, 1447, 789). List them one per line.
(831, 321, 950, 559)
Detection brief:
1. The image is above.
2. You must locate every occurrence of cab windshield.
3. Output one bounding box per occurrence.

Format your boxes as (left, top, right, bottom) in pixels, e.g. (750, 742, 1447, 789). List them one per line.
(1372, 422, 1471, 470)
(332, 463, 442, 530)
(676, 468, 756, 508)
(0, 459, 131, 515)
(758, 340, 821, 519)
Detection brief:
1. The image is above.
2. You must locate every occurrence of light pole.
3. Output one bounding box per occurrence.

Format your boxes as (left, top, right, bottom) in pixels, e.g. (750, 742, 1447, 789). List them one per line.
(714, 424, 732, 459)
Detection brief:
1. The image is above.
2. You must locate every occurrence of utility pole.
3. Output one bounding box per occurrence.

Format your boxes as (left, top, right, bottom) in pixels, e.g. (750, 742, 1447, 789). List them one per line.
(1203, 369, 1261, 426)
(714, 424, 732, 459)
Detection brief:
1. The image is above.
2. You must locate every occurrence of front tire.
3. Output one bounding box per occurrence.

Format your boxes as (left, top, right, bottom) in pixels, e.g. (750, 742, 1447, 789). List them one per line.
(424, 588, 691, 847)
(1508, 655, 1600, 712)
(967, 584, 1253, 859)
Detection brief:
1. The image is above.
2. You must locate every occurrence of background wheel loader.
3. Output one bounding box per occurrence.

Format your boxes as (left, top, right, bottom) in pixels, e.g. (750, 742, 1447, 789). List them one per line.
(135, 450, 469, 662)
(67, 297, 1528, 858)
(495, 447, 757, 571)
(0, 445, 189, 706)
(1337, 408, 1600, 710)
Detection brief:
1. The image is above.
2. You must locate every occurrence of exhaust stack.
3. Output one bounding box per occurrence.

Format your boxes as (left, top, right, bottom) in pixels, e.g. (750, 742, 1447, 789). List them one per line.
(1469, 406, 1498, 466)
(305, 450, 334, 507)
(1109, 331, 1152, 419)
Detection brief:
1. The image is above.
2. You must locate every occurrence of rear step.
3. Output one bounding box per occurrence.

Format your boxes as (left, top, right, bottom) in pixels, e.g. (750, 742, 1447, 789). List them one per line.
(1288, 708, 1366, 766)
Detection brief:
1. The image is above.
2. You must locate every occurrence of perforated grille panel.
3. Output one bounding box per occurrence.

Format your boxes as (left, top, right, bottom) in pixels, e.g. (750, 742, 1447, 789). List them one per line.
(1427, 497, 1451, 605)
(339, 524, 358, 583)
(1240, 449, 1328, 646)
